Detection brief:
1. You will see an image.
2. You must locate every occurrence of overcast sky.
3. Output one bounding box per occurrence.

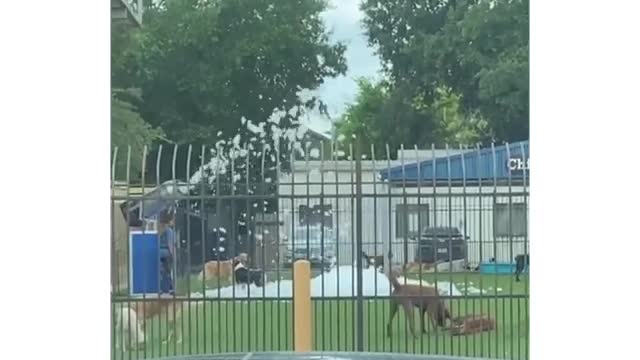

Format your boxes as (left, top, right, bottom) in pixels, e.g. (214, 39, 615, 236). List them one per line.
(303, 0, 382, 134)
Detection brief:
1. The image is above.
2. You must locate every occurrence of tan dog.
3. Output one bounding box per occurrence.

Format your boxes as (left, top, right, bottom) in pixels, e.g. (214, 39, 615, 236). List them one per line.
(198, 253, 249, 282)
(449, 314, 496, 335)
(131, 296, 183, 320)
(121, 295, 201, 346)
(386, 267, 451, 338)
(115, 306, 145, 350)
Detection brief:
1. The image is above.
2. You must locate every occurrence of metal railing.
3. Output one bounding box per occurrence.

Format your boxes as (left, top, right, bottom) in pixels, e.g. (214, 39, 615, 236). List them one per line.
(111, 141, 529, 360)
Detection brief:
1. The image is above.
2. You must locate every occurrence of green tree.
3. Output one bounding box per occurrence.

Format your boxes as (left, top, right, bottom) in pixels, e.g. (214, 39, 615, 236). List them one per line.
(336, 79, 488, 158)
(111, 88, 167, 179)
(116, 0, 347, 146)
(428, 86, 490, 144)
(336, 78, 435, 158)
(360, 0, 529, 141)
(335, 78, 390, 148)
(112, 0, 348, 224)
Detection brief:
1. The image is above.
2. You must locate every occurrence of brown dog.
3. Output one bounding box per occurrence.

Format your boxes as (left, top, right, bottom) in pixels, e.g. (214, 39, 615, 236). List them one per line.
(449, 314, 496, 335)
(131, 296, 183, 320)
(198, 253, 248, 282)
(122, 295, 201, 345)
(386, 268, 451, 338)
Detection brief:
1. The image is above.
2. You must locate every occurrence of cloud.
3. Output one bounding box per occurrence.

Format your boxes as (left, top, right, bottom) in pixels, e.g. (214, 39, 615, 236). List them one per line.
(303, 0, 382, 134)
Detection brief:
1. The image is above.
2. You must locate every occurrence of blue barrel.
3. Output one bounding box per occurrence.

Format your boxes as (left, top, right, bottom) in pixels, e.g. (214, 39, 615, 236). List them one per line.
(129, 231, 161, 295)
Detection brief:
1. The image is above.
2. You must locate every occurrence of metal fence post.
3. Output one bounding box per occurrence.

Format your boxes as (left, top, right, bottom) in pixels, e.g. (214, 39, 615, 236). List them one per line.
(354, 137, 364, 352)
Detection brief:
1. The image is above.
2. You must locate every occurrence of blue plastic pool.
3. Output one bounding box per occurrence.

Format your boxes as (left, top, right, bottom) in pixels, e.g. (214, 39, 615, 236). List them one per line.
(479, 262, 529, 274)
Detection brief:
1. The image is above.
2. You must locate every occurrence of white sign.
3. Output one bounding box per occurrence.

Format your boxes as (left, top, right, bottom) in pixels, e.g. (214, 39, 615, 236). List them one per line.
(507, 158, 530, 171)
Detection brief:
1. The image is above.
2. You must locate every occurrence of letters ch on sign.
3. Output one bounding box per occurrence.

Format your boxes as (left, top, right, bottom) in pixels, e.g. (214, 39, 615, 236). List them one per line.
(507, 157, 530, 171)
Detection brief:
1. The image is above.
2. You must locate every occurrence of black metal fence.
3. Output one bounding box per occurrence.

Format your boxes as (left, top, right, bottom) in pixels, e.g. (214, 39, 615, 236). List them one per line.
(111, 141, 529, 360)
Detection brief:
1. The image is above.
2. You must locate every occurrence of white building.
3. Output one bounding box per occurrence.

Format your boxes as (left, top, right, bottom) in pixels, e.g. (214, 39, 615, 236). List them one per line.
(278, 141, 529, 268)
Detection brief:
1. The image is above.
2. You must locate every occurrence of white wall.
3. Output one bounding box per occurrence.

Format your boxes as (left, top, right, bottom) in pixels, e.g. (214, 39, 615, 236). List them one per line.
(278, 161, 393, 265)
(278, 160, 530, 267)
(387, 185, 530, 265)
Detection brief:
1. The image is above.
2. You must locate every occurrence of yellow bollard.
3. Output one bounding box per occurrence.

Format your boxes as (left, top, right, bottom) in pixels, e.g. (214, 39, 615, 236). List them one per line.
(293, 260, 312, 352)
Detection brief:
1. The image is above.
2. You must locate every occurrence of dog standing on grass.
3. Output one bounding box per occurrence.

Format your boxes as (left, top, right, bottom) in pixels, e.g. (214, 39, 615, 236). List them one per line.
(386, 267, 451, 338)
(115, 306, 145, 350)
(114, 296, 200, 348)
(233, 258, 265, 289)
(199, 253, 249, 283)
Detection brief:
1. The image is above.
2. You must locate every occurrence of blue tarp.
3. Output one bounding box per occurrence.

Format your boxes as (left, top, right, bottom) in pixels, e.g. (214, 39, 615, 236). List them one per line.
(379, 141, 529, 183)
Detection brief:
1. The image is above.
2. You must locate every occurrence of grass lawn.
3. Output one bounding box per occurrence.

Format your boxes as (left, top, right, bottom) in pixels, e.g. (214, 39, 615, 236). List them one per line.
(113, 273, 528, 360)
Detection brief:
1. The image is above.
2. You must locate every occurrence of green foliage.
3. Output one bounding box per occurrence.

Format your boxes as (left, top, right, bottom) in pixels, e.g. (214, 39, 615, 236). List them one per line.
(112, 0, 527, 177)
(111, 0, 348, 209)
(360, 0, 529, 142)
(335, 78, 390, 148)
(428, 86, 490, 145)
(111, 88, 167, 179)
(336, 79, 489, 158)
(115, 0, 347, 145)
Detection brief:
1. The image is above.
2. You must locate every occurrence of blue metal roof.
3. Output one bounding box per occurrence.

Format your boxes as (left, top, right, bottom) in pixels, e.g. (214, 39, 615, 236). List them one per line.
(379, 140, 529, 183)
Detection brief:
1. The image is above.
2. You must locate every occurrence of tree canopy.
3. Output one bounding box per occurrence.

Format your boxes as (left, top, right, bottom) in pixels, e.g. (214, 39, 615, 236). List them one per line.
(112, 0, 350, 223)
(337, 0, 528, 151)
(112, 0, 529, 170)
(336, 78, 489, 158)
(111, 87, 167, 178)
(111, 0, 529, 236)
(114, 0, 346, 146)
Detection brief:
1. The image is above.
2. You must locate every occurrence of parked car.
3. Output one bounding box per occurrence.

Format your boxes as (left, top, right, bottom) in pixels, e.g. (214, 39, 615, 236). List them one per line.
(413, 227, 468, 264)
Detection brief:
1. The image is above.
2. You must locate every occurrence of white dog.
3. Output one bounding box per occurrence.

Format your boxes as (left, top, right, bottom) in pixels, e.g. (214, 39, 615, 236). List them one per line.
(114, 296, 203, 348)
(115, 306, 145, 350)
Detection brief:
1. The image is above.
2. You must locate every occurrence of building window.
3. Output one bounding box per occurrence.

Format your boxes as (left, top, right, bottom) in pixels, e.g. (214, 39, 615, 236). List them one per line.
(494, 202, 527, 237)
(396, 204, 429, 238)
(299, 204, 333, 228)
